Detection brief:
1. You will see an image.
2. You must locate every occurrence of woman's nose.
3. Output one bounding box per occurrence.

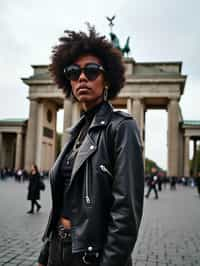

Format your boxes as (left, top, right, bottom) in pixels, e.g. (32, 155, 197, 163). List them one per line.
(79, 70, 88, 81)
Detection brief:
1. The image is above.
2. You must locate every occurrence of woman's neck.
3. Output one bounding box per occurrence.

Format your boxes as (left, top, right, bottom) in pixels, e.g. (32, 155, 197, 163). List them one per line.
(81, 98, 104, 112)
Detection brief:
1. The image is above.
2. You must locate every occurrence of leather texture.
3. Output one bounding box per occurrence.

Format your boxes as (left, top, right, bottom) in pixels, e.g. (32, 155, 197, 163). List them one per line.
(39, 102, 144, 266)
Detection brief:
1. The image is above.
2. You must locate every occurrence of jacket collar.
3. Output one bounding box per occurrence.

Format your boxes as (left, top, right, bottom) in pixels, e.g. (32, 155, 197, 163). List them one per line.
(89, 101, 113, 130)
(68, 101, 113, 136)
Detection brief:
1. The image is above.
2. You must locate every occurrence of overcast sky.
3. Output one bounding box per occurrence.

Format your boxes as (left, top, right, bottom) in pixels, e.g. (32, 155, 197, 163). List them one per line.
(0, 0, 200, 170)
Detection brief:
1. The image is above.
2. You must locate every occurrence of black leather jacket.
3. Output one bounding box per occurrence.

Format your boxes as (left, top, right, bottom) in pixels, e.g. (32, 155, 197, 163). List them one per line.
(39, 102, 144, 266)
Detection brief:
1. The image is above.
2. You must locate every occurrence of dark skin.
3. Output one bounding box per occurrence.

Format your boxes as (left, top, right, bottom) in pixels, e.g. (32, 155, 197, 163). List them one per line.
(70, 54, 106, 111)
(38, 54, 106, 266)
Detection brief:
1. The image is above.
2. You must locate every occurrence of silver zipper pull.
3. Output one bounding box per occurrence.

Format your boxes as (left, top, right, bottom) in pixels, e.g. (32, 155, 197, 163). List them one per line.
(86, 195, 91, 204)
(100, 165, 112, 177)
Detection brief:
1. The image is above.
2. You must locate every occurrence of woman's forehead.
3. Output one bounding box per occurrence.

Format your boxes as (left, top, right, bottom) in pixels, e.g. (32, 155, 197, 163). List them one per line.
(73, 54, 102, 66)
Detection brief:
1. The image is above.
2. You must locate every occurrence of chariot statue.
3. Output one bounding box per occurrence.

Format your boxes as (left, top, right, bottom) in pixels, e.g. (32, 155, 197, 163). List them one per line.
(106, 15, 131, 57)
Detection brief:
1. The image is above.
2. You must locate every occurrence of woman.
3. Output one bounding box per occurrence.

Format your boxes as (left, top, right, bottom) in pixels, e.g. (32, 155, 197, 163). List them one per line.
(27, 164, 41, 214)
(38, 25, 144, 266)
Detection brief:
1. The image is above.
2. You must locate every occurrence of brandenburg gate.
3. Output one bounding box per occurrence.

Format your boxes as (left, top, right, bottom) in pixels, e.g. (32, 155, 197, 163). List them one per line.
(1, 58, 200, 176)
(22, 58, 186, 176)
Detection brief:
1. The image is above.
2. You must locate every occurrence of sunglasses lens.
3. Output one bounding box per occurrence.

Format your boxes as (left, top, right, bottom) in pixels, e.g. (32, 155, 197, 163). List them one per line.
(84, 65, 101, 81)
(64, 63, 104, 81)
(65, 66, 80, 81)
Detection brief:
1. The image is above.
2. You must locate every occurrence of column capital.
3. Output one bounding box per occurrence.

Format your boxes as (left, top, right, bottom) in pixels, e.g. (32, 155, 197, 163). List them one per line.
(27, 97, 39, 102)
(184, 133, 191, 138)
(133, 97, 143, 101)
(168, 97, 179, 102)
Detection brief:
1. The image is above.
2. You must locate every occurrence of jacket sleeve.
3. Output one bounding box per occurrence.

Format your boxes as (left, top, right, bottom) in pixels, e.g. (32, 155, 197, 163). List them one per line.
(38, 238, 50, 266)
(99, 118, 144, 266)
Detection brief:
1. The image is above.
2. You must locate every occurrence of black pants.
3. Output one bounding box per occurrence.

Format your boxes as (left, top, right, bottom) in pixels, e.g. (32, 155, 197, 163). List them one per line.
(47, 232, 99, 266)
(145, 185, 158, 198)
(47, 232, 132, 266)
(30, 200, 41, 212)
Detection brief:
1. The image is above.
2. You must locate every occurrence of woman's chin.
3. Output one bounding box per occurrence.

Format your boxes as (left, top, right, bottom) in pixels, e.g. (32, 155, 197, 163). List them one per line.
(78, 95, 92, 103)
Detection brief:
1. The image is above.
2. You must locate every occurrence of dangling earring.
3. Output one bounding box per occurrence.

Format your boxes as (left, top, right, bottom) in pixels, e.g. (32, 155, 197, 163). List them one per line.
(104, 85, 109, 101)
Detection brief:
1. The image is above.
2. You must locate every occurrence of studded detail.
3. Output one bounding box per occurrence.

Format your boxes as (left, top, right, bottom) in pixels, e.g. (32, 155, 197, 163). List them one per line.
(100, 120, 105, 125)
(90, 145, 95, 150)
(88, 246, 93, 251)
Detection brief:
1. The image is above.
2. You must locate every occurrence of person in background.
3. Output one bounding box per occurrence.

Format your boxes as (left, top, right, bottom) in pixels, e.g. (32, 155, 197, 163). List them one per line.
(145, 167, 159, 199)
(170, 176, 177, 190)
(27, 164, 42, 214)
(38, 25, 144, 266)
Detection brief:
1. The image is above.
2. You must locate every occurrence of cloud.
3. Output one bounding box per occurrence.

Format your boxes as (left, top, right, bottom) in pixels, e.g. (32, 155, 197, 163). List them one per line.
(0, 0, 200, 169)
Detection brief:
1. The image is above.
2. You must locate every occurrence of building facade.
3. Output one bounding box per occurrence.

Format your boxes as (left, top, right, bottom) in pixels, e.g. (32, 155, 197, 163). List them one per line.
(0, 58, 199, 176)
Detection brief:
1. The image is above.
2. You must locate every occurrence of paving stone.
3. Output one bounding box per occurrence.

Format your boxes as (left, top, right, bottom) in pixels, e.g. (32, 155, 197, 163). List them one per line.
(1, 179, 200, 265)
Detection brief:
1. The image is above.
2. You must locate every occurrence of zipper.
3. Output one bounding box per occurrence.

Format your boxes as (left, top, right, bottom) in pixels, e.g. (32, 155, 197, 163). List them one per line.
(85, 161, 91, 205)
(99, 164, 112, 177)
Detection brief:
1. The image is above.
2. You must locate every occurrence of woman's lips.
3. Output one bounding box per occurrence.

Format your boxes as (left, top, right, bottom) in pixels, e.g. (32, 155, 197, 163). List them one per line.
(77, 85, 90, 93)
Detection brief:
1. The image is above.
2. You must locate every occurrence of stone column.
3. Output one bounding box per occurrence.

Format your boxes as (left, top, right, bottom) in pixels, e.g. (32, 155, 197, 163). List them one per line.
(132, 98, 144, 142)
(126, 98, 133, 114)
(178, 130, 184, 176)
(140, 104, 145, 143)
(15, 132, 23, 169)
(193, 140, 198, 176)
(71, 102, 80, 125)
(24, 100, 38, 171)
(167, 98, 180, 176)
(35, 101, 44, 169)
(53, 106, 58, 163)
(193, 140, 197, 159)
(132, 98, 145, 161)
(0, 132, 3, 168)
(62, 99, 73, 147)
(132, 98, 142, 129)
(184, 136, 190, 177)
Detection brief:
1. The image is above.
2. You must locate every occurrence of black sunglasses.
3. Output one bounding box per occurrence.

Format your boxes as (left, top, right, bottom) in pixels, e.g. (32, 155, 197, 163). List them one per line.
(64, 63, 105, 81)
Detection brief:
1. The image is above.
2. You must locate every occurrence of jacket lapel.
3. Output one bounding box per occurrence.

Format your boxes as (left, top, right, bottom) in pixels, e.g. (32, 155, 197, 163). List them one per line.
(71, 133, 97, 180)
(70, 102, 113, 184)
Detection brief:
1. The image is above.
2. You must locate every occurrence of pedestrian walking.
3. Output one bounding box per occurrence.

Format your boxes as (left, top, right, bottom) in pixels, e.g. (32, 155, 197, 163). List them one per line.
(38, 25, 144, 266)
(145, 167, 159, 199)
(27, 164, 42, 214)
(157, 171, 163, 191)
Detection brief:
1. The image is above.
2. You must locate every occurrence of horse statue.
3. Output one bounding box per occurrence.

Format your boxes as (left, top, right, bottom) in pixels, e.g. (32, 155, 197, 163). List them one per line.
(109, 32, 131, 57)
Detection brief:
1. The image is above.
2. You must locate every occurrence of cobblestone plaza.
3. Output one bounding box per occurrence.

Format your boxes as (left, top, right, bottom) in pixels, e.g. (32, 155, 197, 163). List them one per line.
(0, 179, 200, 266)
